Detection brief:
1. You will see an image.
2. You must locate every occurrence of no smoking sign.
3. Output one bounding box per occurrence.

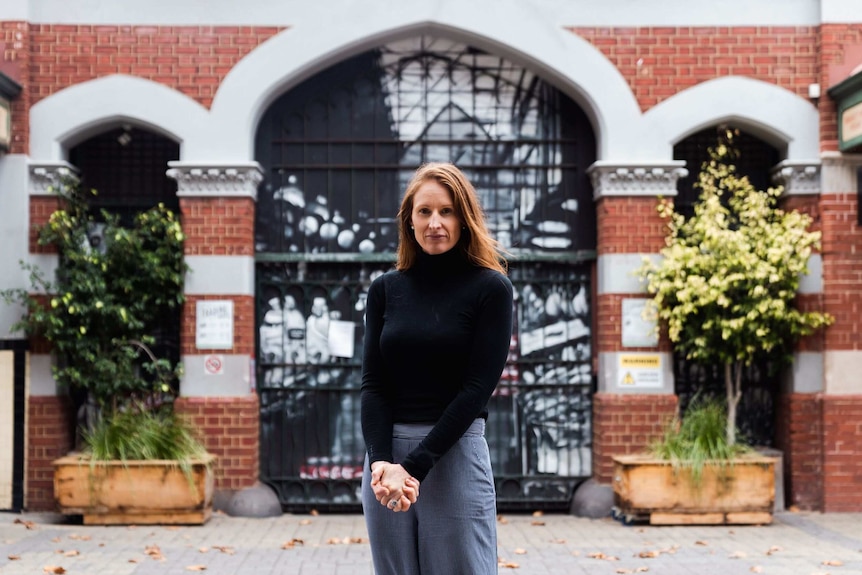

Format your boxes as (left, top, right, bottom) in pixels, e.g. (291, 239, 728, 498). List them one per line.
(204, 354, 224, 376)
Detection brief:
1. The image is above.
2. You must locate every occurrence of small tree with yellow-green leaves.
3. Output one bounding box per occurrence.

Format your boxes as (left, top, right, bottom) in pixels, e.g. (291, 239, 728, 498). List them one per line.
(639, 130, 832, 446)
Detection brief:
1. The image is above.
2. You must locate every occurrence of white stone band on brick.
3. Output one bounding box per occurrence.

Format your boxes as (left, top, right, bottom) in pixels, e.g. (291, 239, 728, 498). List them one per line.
(166, 162, 263, 200)
(771, 160, 821, 195)
(28, 161, 79, 196)
(588, 162, 688, 199)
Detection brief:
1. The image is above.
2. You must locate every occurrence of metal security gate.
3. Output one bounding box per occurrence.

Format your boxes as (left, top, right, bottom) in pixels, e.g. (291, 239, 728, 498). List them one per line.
(0, 340, 27, 512)
(257, 259, 593, 510)
(254, 35, 598, 510)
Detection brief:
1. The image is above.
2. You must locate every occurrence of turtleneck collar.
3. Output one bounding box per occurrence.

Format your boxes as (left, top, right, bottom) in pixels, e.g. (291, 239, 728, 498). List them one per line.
(412, 248, 472, 280)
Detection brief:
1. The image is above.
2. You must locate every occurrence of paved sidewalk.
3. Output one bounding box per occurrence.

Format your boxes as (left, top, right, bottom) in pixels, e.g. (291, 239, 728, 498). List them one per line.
(1, 510, 861, 575)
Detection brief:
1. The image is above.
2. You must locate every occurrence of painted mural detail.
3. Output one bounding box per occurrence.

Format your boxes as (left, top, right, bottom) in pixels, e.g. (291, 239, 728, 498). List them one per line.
(254, 36, 596, 505)
(258, 264, 592, 503)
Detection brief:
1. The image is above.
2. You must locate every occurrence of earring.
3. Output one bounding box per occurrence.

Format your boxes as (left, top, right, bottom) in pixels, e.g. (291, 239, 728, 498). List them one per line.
(410, 225, 414, 230)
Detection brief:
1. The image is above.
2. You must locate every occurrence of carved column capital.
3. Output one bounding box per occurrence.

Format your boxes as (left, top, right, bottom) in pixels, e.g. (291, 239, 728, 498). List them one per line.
(771, 160, 821, 195)
(28, 161, 79, 196)
(166, 162, 264, 201)
(587, 161, 688, 200)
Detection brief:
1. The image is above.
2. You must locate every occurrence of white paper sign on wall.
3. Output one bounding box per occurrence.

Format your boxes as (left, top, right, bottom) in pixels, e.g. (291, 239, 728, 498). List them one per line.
(196, 300, 234, 350)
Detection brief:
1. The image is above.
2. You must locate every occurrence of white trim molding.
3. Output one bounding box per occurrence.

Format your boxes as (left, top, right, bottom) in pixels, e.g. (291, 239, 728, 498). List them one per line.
(771, 160, 821, 195)
(28, 161, 78, 196)
(166, 162, 263, 200)
(181, 354, 254, 397)
(588, 162, 687, 200)
(184, 256, 255, 296)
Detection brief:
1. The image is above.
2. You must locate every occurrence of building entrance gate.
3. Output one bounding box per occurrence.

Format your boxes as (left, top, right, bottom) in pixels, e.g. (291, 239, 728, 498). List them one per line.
(253, 35, 598, 510)
(257, 259, 593, 510)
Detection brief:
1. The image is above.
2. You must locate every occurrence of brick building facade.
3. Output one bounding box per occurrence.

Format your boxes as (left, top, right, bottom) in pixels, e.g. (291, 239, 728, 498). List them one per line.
(1, 0, 860, 513)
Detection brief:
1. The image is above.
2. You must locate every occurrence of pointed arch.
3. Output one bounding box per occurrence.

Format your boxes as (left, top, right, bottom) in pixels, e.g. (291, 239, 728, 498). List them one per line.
(30, 75, 209, 161)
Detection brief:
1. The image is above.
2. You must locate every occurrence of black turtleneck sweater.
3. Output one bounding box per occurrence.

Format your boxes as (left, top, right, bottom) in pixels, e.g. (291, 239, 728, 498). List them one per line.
(360, 249, 514, 482)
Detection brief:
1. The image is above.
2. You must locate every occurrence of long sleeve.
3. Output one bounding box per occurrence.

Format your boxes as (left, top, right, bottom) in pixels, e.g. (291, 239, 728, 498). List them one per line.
(360, 276, 393, 465)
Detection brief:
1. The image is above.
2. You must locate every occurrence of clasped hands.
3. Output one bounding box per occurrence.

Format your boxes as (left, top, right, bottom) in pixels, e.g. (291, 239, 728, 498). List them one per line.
(370, 461, 420, 512)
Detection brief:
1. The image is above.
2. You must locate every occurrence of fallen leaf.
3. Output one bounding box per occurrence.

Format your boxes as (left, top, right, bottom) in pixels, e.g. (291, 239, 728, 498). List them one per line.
(497, 515, 509, 524)
(729, 551, 747, 559)
(750, 567, 763, 573)
(695, 540, 709, 546)
(616, 569, 634, 574)
(42, 567, 66, 574)
(51, 537, 62, 543)
(766, 545, 783, 555)
(638, 550, 660, 558)
(63, 550, 80, 557)
(128, 559, 138, 563)
(309, 509, 319, 516)
(532, 510, 544, 517)
(185, 566, 207, 571)
(497, 558, 520, 569)
(68, 534, 90, 541)
(144, 544, 165, 561)
(530, 521, 546, 526)
(199, 547, 208, 553)
(281, 539, 304, 549)
(213, 546, 235, 555)
(822, 560, 843, 566)
(551, 539, 567, 544)
(514, 548, 527, 555)
(8, 555, 21, 560)
(299, 519, 313, 526)
(587, 552, 619, 561)
(636, 569, 650, 573)
(14, 518, 37, 530)
(788, 505, 800, 513)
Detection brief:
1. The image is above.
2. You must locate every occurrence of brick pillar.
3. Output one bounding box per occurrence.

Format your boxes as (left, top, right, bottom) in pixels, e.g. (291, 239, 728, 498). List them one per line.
(167, 162, 263, 494)
(587, 162, 687, 483)
(771, 161, 826, 510)
(23, 163, 78, 510)
(817, 153, 862, 511)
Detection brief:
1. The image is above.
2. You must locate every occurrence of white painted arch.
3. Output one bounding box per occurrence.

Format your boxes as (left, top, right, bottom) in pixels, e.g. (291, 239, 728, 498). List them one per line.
(196, 0, 645, 163)
(29, 75, 209, 161)
(643, 76, 820, 160)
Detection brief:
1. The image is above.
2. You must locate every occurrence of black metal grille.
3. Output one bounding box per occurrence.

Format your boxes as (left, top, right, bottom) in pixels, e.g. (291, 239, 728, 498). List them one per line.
(672, 126, 781, 446)
(257, 261, 593, 511)
(673, 125, 780, 219)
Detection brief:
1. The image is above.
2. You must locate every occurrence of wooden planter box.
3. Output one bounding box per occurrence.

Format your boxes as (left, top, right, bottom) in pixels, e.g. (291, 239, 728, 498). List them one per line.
(53, 454, 216, 525)
(612, 453, 776, 525)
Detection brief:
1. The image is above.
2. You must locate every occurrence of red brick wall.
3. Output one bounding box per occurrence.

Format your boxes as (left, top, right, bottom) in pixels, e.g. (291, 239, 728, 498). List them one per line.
(597, 196, 668, 255)
(27, 395, 73, 511)
(180, 197, 255, 256)
(28, 195, 64, 253)
(570, 26, 818, 111)
(174, 396, 259, 491)
(820, 192, 862, 351)
(1, 20, 30, 155)
(775, 393, 822, 511)
(593, 393, 677, 483)
(28, 25, 283, 109)
(181, 295, 255, 356)
(821, 395, 862, 512)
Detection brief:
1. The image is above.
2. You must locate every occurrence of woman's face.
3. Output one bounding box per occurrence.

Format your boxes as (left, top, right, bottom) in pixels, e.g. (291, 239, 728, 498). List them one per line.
(410, 180, 462, 255)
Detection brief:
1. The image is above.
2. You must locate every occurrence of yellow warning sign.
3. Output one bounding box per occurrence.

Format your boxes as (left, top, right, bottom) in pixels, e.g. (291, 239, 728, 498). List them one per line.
(618, 354, 663, 389)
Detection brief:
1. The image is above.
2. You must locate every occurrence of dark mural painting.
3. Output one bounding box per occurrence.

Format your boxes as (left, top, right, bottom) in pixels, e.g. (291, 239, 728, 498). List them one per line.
(254, 37, 597, 509)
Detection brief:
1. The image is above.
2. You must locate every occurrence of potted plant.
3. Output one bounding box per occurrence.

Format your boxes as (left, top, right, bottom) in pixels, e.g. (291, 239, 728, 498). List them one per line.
(2, 178, 214, 525)
(613, 130, 833, 525)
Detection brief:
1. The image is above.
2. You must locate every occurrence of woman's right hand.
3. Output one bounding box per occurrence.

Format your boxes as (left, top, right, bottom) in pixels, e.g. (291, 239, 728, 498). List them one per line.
(371, 462, 420, 511)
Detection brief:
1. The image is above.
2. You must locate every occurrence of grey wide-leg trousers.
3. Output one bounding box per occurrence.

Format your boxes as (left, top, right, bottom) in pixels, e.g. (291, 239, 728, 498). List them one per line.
(362, 419, 498, 575)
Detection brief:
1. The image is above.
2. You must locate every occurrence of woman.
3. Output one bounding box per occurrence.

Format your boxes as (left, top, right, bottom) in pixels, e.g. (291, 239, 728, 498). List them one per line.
(361, 162, 514, 575)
